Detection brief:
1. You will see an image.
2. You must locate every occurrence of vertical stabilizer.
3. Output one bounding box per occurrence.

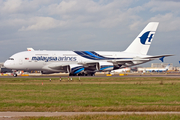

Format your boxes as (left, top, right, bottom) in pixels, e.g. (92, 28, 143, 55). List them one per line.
(124, 22, 159, 55)
(165, 64, 170, 70)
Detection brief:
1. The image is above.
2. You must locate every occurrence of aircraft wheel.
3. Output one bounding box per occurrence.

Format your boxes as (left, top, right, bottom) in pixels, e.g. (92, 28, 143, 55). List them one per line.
(78, 73, 82, 76)
(13, 73, 17, 77)
(81, 73, 85, 76)
(91, 73, 95, 76)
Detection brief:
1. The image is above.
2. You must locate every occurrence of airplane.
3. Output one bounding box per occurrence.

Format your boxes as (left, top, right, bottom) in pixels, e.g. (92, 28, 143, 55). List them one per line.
(4, 22, 173, 77)
(111, 67, 130, 73)
(143, 64, 170, 72)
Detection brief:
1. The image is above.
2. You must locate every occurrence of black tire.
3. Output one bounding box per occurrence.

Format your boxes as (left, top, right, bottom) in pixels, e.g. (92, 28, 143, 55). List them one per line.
(91, 73, 95, 76)
(13, 73, 17, 77)
(81, 73, 85, 76)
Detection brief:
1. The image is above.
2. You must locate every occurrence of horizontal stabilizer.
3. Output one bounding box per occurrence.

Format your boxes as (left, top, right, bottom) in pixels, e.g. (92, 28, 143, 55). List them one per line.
(142, 54, 173, 59)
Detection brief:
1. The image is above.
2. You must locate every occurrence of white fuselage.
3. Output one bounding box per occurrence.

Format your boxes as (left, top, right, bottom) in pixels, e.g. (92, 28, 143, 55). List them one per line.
(4, 50, 149, 72)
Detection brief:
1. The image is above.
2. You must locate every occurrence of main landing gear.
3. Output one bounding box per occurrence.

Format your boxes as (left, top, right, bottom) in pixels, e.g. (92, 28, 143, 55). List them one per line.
(69, 72, 95, 76)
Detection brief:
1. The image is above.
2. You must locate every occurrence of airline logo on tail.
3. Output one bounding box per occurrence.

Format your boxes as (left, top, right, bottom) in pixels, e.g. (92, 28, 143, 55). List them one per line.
(140, 31, 155, 45)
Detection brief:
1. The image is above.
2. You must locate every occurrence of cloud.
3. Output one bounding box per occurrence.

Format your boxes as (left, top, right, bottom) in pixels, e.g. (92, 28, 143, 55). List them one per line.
(0, 0, 56, 15)
(2, 0, 22, 13)
(149, 13, 180, 31)
(146, 0, 180, 13)
(0, 0, 180, 32)
(157, 0, 180, 2)
(19, 17, 68, 31)
(79, 34, 96, 41)
(0, 0, 136, 31)
(47, 1, 78, 15)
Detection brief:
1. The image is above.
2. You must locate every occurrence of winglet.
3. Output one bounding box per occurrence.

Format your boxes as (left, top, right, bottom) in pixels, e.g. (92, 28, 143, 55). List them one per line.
(159, 56, 165, 62)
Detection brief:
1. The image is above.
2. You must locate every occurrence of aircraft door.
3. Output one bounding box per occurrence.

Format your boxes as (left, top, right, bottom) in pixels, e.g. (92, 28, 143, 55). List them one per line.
(19, 59, 23, 65)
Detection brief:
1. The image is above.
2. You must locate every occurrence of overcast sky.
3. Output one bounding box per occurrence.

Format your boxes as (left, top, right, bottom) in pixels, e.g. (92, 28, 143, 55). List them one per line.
(0, 0, 180, 67)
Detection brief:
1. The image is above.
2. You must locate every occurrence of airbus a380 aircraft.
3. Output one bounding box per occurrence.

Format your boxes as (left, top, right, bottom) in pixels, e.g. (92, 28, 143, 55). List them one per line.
(4, 22, 172, 77)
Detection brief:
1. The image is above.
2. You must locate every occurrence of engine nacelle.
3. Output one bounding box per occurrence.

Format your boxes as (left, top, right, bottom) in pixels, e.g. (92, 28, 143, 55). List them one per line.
(98, 62, 114, 71)
(68, 64, 84, 75)
(83, 63, 99, 71)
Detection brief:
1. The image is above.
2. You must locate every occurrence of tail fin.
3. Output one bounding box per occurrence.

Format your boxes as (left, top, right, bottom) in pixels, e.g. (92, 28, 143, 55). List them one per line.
(124, 22, 159, 55)
(165, 64, 170, 70)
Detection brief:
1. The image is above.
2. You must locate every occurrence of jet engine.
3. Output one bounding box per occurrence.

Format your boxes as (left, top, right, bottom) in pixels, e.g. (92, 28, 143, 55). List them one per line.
(68, 64, 84, 76)
(98, 62, 114, 71)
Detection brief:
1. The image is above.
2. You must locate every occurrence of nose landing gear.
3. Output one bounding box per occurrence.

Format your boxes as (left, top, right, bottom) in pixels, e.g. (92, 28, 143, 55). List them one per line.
(12, 70, 18, 77)
(13, 73, 17, 77)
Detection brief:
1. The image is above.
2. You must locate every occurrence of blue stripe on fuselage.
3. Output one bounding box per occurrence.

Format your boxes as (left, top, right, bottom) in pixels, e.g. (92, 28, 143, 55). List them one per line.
(84, 51, 103, 59)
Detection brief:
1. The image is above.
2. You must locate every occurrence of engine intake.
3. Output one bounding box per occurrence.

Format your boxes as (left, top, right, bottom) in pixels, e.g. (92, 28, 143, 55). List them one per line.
(98, 62, 114, 71)
(68, 64, 84, 74)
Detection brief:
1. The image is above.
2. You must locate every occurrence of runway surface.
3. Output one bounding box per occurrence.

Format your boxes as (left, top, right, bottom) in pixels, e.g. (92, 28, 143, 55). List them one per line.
(1, 74, 180, 78)
(0, 112, 180, 118)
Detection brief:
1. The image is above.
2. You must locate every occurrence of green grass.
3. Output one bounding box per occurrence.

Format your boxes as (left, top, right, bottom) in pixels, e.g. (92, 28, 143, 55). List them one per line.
(21, 114, 180, 120)
(0, 77, 180, 111)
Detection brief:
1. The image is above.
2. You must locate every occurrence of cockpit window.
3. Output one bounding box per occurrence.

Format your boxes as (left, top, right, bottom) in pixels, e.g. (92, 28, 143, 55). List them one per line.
(8, 58, 14, 60)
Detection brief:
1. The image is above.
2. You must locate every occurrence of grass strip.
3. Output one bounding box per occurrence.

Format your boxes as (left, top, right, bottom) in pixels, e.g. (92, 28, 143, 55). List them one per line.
(0, 77, 180, 112)
(21, 114, 180, 120)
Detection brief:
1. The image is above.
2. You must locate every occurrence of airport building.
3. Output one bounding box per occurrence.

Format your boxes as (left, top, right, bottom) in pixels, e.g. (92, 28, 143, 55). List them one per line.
(151, 63, 173, 68)
(0, 63, 13, 73)
(0, 63, 3, 72)
(0, 63, 3, 68)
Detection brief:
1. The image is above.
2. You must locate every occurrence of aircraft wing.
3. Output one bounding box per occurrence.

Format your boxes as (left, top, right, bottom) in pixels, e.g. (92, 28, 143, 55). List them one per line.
(108, 59, 149, 65)
(48, 54, 173, 70)
(142, 54, 173, 62)
(44, 54, 173, 72)
(107, 54, 173, 65)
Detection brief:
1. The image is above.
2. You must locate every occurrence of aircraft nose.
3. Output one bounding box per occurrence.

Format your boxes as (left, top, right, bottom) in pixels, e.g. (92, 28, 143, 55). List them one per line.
(4, 61, 11, 69)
